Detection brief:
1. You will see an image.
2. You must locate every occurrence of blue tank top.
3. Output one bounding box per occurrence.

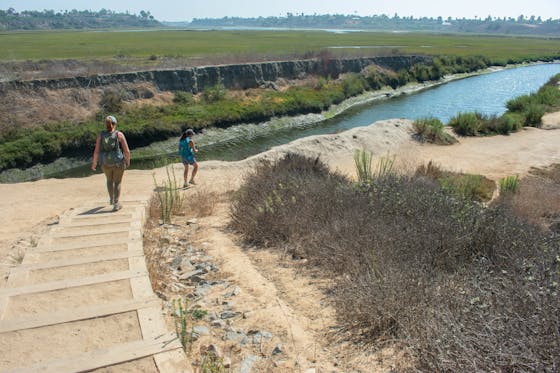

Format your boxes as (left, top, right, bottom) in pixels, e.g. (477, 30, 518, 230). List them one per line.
(179, 137, 194, 159)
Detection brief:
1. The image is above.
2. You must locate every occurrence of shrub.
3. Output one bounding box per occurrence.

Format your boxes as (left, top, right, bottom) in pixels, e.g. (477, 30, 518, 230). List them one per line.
(173, 91, 194, 104)
(439, 173, 495, 202)
(449, 112, 484, 136)
(201, 83, 227, 103)
(231, 154, 560, 371)
(506, 94, 533, 112)
(497, 112, 523, 133)
(523, 102, 546, 127)
(99, 88, 124, 113)
(412, 117, 457, 145)
(230, 153, 348, 248)
(536, 84, 560, 106)
(416, 162, 496, 202)
(341, 73, 367, 97)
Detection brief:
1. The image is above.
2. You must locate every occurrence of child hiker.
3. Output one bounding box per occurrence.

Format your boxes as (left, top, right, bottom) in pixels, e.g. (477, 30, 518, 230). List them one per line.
(178, 129, 198, 187)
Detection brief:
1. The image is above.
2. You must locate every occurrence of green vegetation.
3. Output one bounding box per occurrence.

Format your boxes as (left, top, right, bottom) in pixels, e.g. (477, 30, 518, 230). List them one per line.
(353, 149, 373, 184)
(416, 161, 495, 202)
(153, 164, 185, 224)
(499, 175, 520, 195)
(0, 29, 559, 62)
(412, 117, 457, 144)
(172, 298, 194, 353)
(449, 73, 560, 136)
(230, 154, 560, 371)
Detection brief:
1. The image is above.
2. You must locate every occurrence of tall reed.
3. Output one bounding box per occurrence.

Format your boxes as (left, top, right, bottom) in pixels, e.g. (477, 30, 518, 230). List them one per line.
(499, 175, 520, 195)
(172, 298, 193, 353)
(152, 163, 185, 224)
(353, 148, 373, 184)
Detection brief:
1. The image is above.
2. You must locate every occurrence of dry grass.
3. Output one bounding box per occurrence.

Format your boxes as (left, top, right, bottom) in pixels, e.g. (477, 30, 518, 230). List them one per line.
(185, 190, 219, 218)
(498, 163, 560, 231)
(0, 82, 163, 132)
(143, 197, 175, 295)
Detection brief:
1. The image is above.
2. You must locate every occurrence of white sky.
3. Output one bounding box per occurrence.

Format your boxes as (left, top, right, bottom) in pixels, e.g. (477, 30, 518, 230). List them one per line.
(1, 0, 559, 22)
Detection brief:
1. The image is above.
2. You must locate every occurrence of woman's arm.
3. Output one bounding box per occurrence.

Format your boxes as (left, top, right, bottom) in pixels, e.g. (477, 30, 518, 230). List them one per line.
(118, 132, 131, 167)
(91, 134, 101, 170)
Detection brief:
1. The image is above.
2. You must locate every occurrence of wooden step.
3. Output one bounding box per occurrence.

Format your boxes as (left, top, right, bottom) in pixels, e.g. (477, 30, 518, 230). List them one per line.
(4, 331, 182, 373)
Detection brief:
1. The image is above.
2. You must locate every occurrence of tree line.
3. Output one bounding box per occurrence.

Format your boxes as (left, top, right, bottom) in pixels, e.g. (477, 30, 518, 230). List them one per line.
(188, 13, 560, 36)
(0, 8, 161, 30)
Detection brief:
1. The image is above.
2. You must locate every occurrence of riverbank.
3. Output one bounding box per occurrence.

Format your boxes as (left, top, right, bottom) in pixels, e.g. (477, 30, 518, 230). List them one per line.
(2, 117, 560, 284)
(2, 60, 552, 184)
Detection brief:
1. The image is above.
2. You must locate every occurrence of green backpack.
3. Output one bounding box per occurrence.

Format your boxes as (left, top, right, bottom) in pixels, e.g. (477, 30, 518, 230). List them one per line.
(99, 130, 124, 166)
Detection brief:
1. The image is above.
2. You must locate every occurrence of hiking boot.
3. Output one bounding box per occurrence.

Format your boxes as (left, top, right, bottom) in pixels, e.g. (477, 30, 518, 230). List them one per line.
(189, 179, 196, 185)
(112, 203, 122, 212)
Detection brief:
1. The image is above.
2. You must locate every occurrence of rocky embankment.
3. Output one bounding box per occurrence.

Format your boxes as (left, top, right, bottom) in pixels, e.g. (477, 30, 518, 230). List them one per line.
(0, 56, 430, 94)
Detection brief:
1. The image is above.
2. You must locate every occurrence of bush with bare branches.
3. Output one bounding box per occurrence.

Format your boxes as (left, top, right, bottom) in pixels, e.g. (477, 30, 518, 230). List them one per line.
(231, 154, 560, 371)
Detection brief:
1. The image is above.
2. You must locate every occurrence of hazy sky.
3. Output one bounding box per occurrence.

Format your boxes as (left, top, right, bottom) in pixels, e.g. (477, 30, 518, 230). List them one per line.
(2, 0, 559, 22)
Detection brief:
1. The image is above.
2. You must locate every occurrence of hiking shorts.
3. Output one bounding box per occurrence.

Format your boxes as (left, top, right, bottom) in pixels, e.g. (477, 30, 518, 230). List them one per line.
(181, 155, 196, 165)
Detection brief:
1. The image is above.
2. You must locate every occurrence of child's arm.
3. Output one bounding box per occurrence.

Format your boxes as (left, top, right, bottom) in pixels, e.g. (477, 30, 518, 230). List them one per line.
(189, 139, 198, 153)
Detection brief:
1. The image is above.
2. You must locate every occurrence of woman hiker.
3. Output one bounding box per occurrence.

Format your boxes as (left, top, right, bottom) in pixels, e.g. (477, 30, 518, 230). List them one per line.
(178, 128, 199, 188)
(91, 115, 131, 211)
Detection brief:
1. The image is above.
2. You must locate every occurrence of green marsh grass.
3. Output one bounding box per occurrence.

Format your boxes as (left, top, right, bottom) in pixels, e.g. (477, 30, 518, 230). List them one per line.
(1, 29, 559, 62)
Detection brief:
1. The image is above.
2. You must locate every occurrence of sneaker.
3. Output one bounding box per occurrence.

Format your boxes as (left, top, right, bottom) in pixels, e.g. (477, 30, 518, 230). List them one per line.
(189, 180, 196, 185)
(183, 182, 188, 188)
(112, 203, 122, 212)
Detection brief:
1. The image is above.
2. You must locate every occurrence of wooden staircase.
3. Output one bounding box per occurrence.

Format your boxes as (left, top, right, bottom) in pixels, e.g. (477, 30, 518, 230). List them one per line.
(0, 201, 189, 372)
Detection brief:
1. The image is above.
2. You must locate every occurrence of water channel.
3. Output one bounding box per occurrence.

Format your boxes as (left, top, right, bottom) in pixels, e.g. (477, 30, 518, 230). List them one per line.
(4, 63, 560, 182)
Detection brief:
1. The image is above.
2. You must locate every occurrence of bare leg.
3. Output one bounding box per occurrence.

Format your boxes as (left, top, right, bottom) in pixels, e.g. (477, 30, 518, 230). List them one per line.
(183, 163, 189, 186)
(112, 166, 125, 204)
(102, 165, 114, 204)
(189, 162, 198, 183)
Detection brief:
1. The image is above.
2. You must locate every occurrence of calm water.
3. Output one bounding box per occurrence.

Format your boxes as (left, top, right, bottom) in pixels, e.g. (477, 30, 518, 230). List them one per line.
(4, 63, 560, 181)
(192, 63, 560, 162)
